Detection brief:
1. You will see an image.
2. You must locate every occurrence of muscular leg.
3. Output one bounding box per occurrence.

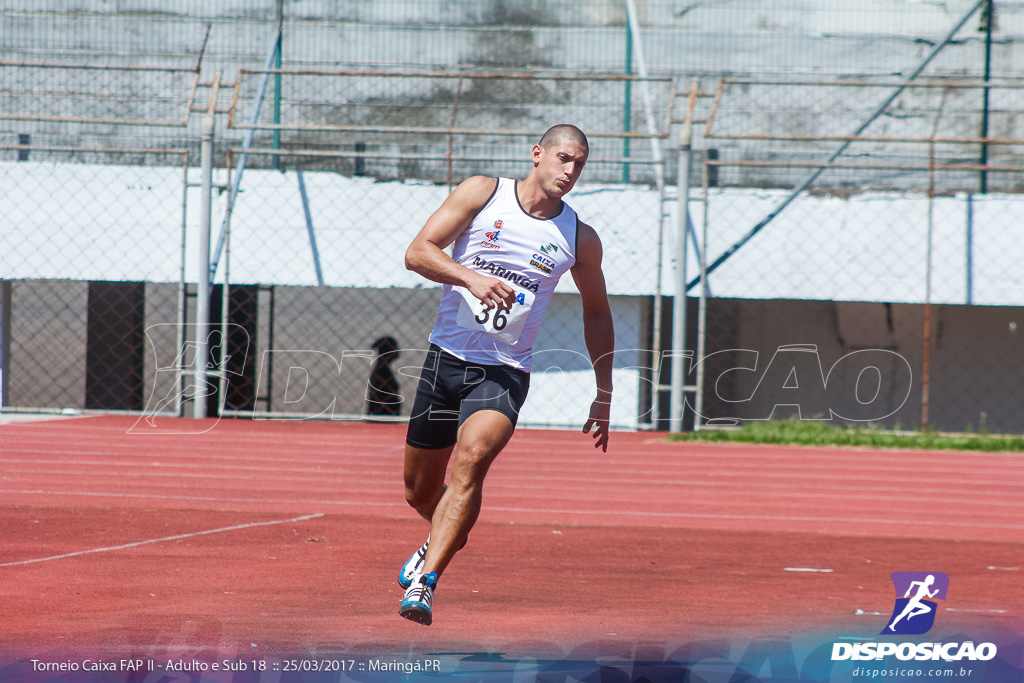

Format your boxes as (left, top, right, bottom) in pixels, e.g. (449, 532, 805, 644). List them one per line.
(420, 409, 514, 579)
(403, 444, 455, 522)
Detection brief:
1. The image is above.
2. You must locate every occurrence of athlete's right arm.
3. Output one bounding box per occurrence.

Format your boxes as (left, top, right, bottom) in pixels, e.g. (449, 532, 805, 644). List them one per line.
(404, 176, 516, 310)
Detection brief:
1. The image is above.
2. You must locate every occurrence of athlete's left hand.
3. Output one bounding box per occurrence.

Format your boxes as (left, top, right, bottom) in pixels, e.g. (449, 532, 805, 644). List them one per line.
(583, 398, 611, 452)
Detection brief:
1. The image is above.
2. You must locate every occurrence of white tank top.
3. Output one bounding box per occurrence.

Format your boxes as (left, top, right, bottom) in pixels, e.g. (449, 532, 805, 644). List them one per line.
(429, 177, 579, 371)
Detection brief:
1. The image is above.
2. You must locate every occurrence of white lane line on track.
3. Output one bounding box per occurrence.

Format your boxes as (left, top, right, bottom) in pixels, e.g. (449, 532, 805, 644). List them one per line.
(5, 468, 1023, 509)
(0, 447, 395, 462)
(4, 457, 1022, 489)
(491, 485, 1024, 508)
(483, 505, 1024, 530)
(0, 512, 325, 568)
(784, 567, 834, 573)
(4, 461, 1022, 515)
(0, 489, 406, 509)
(10, 467, 1022, 510)
(6, 452, 1023, 488)
(8, 441, 1024, 469)
(8, 448, 1022, 474)
(3, 489, 1023, 532)
(7, 423, 1024, 458)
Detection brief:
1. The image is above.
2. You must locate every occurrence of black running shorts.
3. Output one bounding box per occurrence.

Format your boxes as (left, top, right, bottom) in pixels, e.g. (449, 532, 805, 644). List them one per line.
(405, 344, 531, 450)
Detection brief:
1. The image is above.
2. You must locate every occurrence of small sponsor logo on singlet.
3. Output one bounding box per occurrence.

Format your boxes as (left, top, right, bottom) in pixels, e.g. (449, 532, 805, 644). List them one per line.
(539, 242, 559, 255)
(529, 259, 553, 274)
(530, 252, 556, 274)
(480, 220, 503, 250)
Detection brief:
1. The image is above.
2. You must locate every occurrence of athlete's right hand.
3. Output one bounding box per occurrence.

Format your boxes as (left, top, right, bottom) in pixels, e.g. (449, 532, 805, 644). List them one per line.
(467, 274, 516, 311)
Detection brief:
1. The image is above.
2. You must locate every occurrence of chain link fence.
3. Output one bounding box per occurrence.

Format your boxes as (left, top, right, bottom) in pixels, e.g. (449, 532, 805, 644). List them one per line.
(682, 72, 1024, 434)
(4, 2, 1024, 434)
(0, 63, 202, 158)
(693, 163, 1024, 434)
(0, 63, 673, 430)
(215, 151, 668, 428)
(0, 151, 192, 412)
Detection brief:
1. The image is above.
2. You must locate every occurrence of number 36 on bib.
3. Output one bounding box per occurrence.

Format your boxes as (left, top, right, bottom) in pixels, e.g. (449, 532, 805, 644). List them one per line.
(454, 285, 535, 346)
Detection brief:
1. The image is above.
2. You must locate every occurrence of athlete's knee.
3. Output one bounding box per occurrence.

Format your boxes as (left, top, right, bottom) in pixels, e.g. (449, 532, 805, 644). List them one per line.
(456, 425, 507, 462)
(449, 446, 498, 490)
(404, 477, 441, 512)
(404, 482, 423, 509)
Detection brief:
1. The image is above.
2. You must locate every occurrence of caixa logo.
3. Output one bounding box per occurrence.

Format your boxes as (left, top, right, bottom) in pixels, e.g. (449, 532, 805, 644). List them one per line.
(883, 571, 949, 635)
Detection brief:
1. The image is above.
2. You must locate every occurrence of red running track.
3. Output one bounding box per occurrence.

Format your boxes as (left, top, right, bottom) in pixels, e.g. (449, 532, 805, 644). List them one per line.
(1, 415, 1021, 658)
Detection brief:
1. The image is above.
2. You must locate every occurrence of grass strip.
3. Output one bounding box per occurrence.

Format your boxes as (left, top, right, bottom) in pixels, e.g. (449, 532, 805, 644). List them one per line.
(666, 419, 1024, 452)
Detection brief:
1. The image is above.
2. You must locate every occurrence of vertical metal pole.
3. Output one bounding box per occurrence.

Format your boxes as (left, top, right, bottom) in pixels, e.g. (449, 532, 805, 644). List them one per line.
(651, 163, 666, 428)
(195, 117, 213, 419)
(622, 24, 632, 184)
(220, 199, 231, 415)
(669, 139, 690, 432)
(177, 154, 189, 417)
(624, 0, 664, 172)
(651, 292, 662, 427)
(624, 0, 669, 427)
(693, 165, 711, 431)
(670, 81, 699, 432)
(267, 285, 276, 412)
(210, 30, 282, 280)
(0, 280, 11, 408)
(687, 0, 987, 290)
(273, 0, 284, 170)
(922, 88, 947, 431)
(966, 194, 975, 304)
(219, 151, 233, 414)
(923, 192, 934, 430)
(194, 72, 221, 419)
(980, 0, 993, 194)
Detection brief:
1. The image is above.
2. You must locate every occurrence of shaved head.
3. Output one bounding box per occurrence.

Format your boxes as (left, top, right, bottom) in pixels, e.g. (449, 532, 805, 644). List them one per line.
(538, 124, 589, 153)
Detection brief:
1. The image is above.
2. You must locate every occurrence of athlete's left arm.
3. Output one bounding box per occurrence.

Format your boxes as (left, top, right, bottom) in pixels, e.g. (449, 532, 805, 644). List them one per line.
(571, 221, 614, 452)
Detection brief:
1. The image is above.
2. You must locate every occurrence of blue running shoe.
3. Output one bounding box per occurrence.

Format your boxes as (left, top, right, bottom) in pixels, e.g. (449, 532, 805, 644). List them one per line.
(399, 572, 437, 626)
(398, 535, 429, 589)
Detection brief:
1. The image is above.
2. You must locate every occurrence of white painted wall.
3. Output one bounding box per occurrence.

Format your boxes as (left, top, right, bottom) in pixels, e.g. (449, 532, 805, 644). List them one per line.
(3, 162, 1021, 305)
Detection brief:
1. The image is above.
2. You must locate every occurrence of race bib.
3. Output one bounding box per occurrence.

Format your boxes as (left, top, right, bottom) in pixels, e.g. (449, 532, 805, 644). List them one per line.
(454, 285, 535, 346)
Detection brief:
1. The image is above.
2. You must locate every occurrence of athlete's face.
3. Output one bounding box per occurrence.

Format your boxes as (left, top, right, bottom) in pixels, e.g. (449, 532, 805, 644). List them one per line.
(532, 139, 588, 197)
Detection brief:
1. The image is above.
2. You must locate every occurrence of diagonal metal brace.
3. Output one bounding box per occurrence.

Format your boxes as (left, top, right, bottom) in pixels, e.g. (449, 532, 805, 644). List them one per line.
(688, 0, 986, 291)
(209, 29, 282, 281)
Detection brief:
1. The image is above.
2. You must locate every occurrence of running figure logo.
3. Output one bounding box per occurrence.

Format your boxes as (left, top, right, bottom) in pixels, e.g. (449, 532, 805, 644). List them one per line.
(883, 572, 949, 635)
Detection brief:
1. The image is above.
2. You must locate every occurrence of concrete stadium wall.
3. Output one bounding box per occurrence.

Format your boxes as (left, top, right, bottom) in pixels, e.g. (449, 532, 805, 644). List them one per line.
(7, 1, 1024, 75)
(4, 281, 649, 428)
(700, 298, 1024, 434)
(4, 2, 1023, 431)
(6, 280, 1021, 433)
(6, 1, 1024, 187)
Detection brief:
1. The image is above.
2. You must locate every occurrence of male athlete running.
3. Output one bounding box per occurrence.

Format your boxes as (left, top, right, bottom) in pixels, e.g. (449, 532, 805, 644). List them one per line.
(397, 124, 614, 625)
